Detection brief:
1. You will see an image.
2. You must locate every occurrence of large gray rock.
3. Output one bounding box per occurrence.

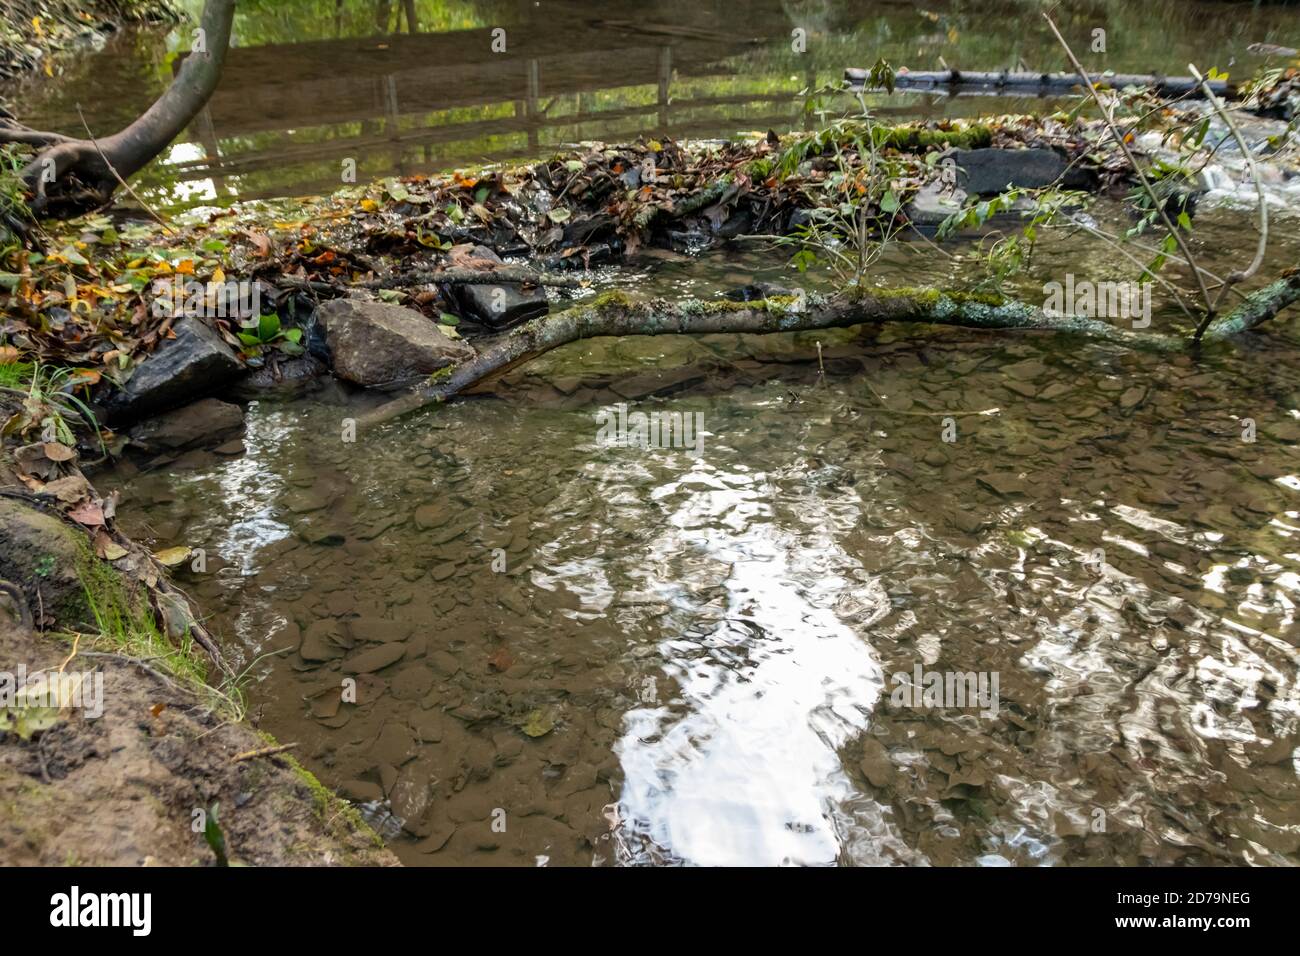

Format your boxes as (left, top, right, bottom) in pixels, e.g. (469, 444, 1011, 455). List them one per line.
(316, 299, 474, 388)
(948, 147, 1067, 195)
(108, 318, 243, 420)
(128, 398, 245, 453)
(450, 246, 549, 331)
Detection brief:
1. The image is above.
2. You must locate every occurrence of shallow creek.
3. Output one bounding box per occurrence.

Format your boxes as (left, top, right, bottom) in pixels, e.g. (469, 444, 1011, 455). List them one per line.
(99, 212, 1300, 866)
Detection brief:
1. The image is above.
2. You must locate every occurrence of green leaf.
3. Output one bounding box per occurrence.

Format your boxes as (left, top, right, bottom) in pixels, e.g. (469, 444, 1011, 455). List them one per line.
(203, 803, 230, 867)
(258, 312, 280, 341)
(58, 245, 89, 266)
(879, 189, 900, 214)
(547, 208, 571, 224)
(438, 312, 460, 326)
(282, 328, 303, 343)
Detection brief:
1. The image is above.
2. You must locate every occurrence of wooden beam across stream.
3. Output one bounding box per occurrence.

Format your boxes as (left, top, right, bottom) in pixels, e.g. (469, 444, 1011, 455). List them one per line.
(845, 68, 1232, 99)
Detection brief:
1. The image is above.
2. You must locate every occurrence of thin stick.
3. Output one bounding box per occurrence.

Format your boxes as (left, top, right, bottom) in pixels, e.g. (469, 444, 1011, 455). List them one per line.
(1043, 14, 1214, 325)
(58, 631, 81, 673)
(75, 104, 174, 236)
(1189, 62, 1269, 336)
(231, 742, 299, 763)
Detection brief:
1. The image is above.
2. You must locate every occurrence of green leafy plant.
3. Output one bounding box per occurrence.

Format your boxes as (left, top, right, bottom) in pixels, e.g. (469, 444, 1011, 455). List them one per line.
(236, 312, 303, 359)
(204, 803, 230, 867)
(0, 361, 104, 448)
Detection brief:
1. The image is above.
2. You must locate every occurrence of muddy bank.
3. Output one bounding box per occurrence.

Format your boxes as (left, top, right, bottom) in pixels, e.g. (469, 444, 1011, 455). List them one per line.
(0, 482, 397, 866)
(0, 614, 395, 865)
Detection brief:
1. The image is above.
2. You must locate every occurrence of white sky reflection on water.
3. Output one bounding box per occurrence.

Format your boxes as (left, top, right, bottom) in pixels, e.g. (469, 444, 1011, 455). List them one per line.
(610, 462, 889, 865)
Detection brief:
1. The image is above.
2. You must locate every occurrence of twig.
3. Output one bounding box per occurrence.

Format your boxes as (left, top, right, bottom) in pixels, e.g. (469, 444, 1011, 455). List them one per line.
(74, 104, 174, 236)
(57, 631, 81, 673)
(1043, 14, 1215, 326)
(1189, 63, 1270, 336)
(1055, 217, 1195, 321)
(1055, 217, 1248, 305)
(231, 741, 298, 763)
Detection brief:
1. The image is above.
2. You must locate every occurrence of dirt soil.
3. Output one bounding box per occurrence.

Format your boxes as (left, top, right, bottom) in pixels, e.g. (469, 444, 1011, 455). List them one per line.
(0, 614, 398, 866)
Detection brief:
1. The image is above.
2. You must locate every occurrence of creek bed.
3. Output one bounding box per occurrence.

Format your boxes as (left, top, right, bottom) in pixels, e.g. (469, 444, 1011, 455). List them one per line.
(100, 221, 1300, 865)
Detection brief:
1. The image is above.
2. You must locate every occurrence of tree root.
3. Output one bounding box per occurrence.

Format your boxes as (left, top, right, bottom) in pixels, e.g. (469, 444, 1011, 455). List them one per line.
(356, 270, 1300, 429)
(2, 0, 235, 220)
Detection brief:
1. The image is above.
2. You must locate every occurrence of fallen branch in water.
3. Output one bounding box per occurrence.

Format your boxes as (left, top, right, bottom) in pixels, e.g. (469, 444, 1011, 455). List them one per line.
(356, 269, 1300, 429)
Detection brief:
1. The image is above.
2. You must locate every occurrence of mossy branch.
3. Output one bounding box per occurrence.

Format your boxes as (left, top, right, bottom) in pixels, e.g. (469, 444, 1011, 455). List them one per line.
(355, 270, 1300, 429)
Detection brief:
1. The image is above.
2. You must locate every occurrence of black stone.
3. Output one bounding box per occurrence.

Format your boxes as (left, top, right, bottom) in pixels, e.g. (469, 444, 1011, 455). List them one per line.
(106, 317, 242, 422)
(948, 147, 1068, 195)
(449, 246, 549, 330)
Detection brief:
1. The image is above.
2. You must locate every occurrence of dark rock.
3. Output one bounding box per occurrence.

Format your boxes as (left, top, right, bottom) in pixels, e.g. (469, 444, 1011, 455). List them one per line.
(107, 318, 242, 421)
(315, 299, 474, 388)
(787, 207, 815, 231)
(713, 206, 753, 239)
(0, 498, 92, 628)
(948, 147, 1067, 195)
(723, 282, 796, 303)
(449, 246, 549, 330)
(229, 355, 325, 402)
(339, 780, 383, 803)
(128, 398, 245, 453)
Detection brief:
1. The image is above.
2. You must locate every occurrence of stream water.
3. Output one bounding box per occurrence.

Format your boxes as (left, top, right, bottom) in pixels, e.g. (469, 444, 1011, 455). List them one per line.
(22, 0, 1300, 865)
